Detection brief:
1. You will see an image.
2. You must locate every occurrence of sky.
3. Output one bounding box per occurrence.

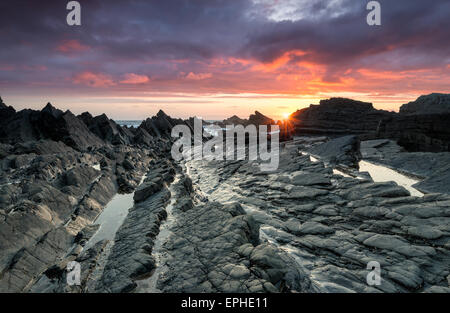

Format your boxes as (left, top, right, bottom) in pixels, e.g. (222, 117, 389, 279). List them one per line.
(0, 0, 449, 120)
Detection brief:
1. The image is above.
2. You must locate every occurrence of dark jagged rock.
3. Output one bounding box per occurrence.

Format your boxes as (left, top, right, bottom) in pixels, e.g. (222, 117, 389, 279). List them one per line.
(377, 95, 450, 152)
(133, 178, 163, 202)
(290, 95, 450, 152)
(1, 96, 450, 294)
(220, 111, 275, 127)
(79, 112, 133, 145)
(42, 110, 105, 150)
(41, 102, 63, 118)
(133, 127, 153, 146)
(145, 110, 172, 136)
(222, 114, 248, 125)
(378, 116, 450, 152)
(400, 93, 450, 115)
(0, 142, 152, 292)
(290, 98, 393, 135)
(248, 110, 275, 126)
(308, 135, 362, 168)
(11, 140, 74, 155)
(0, 100, 180, 292)
(0, 97, 16, 121)
(219, 111, 292, 141)
(139, 109, 190, 139)
(0, 103, 105, 151)
(0, 101, 158, 292)
(0, 108, 36, 143)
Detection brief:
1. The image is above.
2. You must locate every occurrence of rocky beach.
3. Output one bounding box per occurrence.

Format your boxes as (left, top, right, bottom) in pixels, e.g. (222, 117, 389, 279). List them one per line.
(0, 94, 449, 293)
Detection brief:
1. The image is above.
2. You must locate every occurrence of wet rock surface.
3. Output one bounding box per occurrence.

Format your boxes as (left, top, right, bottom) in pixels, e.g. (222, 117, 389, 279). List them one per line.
(361, 139, 450, 194)
(1, 99, 449, 294)
(94, 160, 176, 292)
(156, 200, 313, 293)
(308, 135, 361, 168)
(0, 102, 168, 292)
(0, 142, 153, 292)
(184, 143, 450, 293)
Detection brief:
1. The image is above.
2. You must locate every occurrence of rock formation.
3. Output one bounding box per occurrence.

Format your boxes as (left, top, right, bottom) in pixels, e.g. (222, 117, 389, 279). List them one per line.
(0, 103, 104, 150)
(220, 111, 274, 127)
(290, 98, 393, 135)
(400, 93, 450, 115)
(139, 109, 190, 139)
(79, 112, 134, 145)
(291, 94, 450, 152)
(0, 96, 449, 294)
(378, 94, 450, 152)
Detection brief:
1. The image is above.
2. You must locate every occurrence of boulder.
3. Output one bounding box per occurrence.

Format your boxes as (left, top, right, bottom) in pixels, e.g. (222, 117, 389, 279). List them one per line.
(133, 178, 163, 202)
(308, 135, 362, 168)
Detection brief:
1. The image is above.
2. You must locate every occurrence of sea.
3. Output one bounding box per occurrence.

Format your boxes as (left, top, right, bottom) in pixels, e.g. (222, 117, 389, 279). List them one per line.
(115, 119, 222, 129)
(115, 120, 143, 128)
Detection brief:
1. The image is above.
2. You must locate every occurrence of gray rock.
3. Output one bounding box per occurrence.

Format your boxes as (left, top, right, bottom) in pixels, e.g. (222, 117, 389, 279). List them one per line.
(297, 222, 335, 235)
(291, 172, 331, 186)
(308, 135, 362, 168)
(400, 93, 450, 115)
(133, 179, 163, 202)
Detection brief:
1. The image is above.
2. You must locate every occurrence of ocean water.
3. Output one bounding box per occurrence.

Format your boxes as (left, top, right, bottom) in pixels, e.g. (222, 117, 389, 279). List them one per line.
(115, 120, 142, 128)
(115, 119, 223, 129)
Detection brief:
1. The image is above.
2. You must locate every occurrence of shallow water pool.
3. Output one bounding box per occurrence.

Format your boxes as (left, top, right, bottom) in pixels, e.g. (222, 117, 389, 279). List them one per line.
(359, 160, 423, 197)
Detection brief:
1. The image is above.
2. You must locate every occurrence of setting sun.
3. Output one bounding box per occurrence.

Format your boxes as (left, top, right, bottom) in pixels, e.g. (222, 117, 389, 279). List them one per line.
(282, 112, 290, 120)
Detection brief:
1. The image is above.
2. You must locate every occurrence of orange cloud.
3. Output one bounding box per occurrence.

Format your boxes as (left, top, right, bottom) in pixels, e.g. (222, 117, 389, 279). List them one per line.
(252, 50, 307, 72)
(72, 71, 115, 87)
(120, 73, 149, 84)
(185, 72, 212, 80)
(56, 40, 90, 53)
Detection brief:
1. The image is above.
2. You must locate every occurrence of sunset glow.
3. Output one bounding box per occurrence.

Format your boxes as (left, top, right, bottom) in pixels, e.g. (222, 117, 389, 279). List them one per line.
(1, 1, 449, 120)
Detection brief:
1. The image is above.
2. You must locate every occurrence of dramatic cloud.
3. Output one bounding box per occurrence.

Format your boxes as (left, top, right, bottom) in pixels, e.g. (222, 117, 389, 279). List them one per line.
(72, 71, 115, 87)
(185, 72, 213, 80)
(56, 39, 90, 53)
(0, 0, 449, 118)
(120, 73, 150, 84)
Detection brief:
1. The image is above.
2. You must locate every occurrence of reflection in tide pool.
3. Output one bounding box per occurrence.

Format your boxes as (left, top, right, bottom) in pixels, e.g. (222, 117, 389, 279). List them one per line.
(92, 164, 101, 171)
(332, 169, 352, 178)
(84, 175, 146, 250)
(359, 160, 423, 197)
